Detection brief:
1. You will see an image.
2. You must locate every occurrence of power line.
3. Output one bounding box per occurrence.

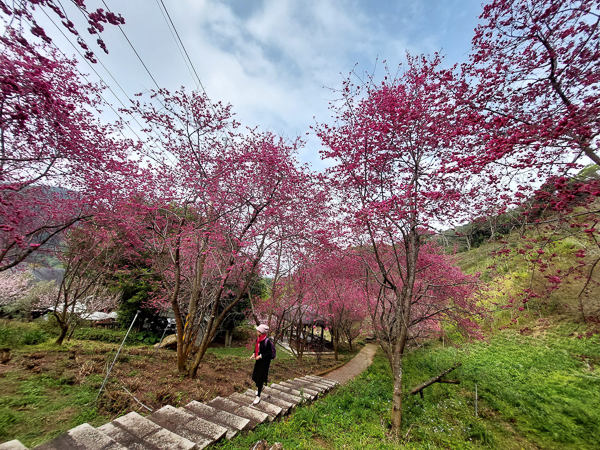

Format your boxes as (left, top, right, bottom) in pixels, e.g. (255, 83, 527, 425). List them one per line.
(154, 0, 234, 143)
(38, 8, 148, 143)
(156, 0, 205, 93)
(35, 7, 181, 169)
(153, 0, 198, 89)
(101, 0, 161, 91)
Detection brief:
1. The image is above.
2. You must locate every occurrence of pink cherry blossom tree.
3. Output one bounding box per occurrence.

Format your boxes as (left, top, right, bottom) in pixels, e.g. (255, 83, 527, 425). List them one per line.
(466, 0, 600, 195)
(127, 88, 329, 377)
(317, 55, 483, 433)
(0, 269, 32, 307)
(305, 252, 368, 360)
(51, 221, 127, 345)
(0, 28, 135, 272)
(460, 0, 600, 324)
(1, 0, 125, 63)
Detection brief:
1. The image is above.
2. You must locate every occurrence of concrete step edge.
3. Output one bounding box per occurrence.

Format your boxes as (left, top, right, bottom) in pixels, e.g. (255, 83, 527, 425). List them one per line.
(32, 423, 126, 450)
(230, 392, 284, 418)
(101, 411, 198, 450)
(184, 401, 251, 438)
(243, 390, 294, 413)
(147, 405, 222, 449)
(0, 440, 28, 450)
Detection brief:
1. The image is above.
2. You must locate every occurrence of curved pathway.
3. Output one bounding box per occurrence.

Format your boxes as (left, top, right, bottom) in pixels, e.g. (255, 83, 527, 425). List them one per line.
(324, 343, 378, 384)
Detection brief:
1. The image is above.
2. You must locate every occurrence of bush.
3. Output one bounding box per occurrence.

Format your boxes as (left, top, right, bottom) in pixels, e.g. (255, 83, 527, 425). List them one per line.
(70, 327, 130, 344)
(21, 330, 48, 345)
(0, 320, 47, 346)
(70, 327, 158, 346)
(133, 330, 160, 345)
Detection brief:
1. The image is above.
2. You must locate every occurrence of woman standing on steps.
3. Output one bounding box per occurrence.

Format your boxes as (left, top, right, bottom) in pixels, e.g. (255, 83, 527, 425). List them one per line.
(250, 324, 273, 405)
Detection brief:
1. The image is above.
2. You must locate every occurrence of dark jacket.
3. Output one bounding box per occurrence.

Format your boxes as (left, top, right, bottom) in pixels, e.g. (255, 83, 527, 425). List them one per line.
(252, 338, 273, 386)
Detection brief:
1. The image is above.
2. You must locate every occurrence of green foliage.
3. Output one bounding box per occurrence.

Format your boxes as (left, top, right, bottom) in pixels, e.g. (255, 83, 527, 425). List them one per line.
(0, 320, 50, 346)
(575, 164, 600, 181)
(70, 327, 131, 344)
(21, 330, 48, 345)
(115, 268, 159, 330)
(70, 326, 158, 345)
(401, 325, 600, 450)
(216, 322, 599, 450)
(133, 330, 160, 345)
(0, 371, 107, 447)
(205, 347, 250, 358)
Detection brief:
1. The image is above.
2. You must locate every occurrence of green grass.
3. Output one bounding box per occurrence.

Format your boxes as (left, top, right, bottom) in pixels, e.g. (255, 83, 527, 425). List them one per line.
(0, 371, 109, 447)
(214, 321, 600, 450)
(0, 321, 51, 347)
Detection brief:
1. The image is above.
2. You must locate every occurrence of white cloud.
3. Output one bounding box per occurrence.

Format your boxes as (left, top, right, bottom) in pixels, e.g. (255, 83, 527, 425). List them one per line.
(27, 0, 483, 170)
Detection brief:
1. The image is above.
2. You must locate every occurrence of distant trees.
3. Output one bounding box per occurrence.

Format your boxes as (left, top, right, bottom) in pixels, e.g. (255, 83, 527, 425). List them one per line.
(51, 222, 125, 345)
(0, 270, 57, 319)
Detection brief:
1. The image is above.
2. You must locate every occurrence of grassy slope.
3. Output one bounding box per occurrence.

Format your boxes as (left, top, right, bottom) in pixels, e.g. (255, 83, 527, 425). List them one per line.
(216, 230, 600, 450)
(0, 321, 355, 447)
(216, 320, 600, 450)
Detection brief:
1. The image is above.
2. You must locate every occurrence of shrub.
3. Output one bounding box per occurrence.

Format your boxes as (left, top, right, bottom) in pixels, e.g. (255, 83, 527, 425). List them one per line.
(21, 330, 48, 345)
(70, 327, 158, 346)
(133, 330, 160, 345)
(0, 320, 48, 346)
(70, 327, 130, 344)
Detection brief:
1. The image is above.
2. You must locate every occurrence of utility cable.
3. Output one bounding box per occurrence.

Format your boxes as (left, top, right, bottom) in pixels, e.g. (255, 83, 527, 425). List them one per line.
(154, 0, 234, 147)
(34, 9, 151, 146)
(42, 5, 180, 166)
(153, 0, 198, 89)
(156, 0, 204, 92)
(101, 0, 161, 91)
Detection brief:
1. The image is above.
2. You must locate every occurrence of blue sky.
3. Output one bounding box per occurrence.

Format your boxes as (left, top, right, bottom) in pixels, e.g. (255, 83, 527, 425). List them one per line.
(35, 0, 485, 170)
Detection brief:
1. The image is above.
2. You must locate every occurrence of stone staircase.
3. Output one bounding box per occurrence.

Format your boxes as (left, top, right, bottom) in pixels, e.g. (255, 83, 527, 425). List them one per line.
(0, 375, 338, 450)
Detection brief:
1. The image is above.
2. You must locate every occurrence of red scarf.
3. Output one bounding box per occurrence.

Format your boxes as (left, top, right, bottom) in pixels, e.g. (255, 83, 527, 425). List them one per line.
(255, 334, 267, 357)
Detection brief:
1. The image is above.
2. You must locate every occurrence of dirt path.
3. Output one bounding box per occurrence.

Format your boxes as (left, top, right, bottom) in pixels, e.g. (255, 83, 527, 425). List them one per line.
(324, 343, 378, 384)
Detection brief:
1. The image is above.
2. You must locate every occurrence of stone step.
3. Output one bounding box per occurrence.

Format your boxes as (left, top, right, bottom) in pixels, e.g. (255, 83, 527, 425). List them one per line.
(0, 441, 28, 450)
(16, 373, 342, 450)
(268, 383, 307, 400)
(299, 376, 336, 392)
(261, 386, 302, 406)
(243, 390, 294, 415)
(228, 392, 282, 421)
(291, 377, 330, 394)
(207, 397, 268, 430)
(33, 423, 126, 450)
(279, 381, 319, 400)
(288, 378, 328, 394)
(304, 375, 338, 388)
(183, 401, 250, 440)
(148, 405, 227, 449)
(98, 411, 197, 450)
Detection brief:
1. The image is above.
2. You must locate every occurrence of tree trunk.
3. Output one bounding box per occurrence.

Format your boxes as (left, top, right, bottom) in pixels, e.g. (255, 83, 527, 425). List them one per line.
(188, 267, 256, 378)
(55, 320, 68, 346)
(390, 351, 403, 434)
(333, 328, 339, 361)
